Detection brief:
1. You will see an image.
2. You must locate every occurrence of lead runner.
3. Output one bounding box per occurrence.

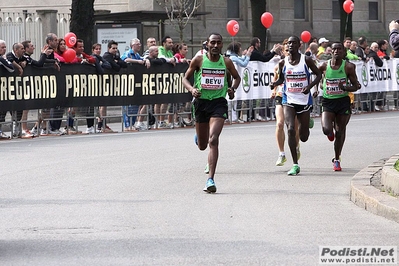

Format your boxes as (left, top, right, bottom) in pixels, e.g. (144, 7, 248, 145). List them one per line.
(182, 33, 241, 193)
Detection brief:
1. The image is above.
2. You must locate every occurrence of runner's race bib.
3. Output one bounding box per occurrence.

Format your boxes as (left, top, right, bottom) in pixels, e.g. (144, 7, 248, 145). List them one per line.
(201, 68, 225, 90)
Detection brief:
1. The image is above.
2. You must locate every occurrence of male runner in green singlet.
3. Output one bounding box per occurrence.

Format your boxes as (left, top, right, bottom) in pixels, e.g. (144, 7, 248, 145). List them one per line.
(182, 33, 241, 193)
(318, 42, 360, 171)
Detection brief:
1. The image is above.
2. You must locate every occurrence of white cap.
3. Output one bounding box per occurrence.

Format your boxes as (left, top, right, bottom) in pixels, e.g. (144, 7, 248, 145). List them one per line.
(318, 37, 329, 44)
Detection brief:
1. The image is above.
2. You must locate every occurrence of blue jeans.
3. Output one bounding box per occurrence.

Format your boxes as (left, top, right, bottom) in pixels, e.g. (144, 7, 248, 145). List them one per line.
(122, 105, 139, 128)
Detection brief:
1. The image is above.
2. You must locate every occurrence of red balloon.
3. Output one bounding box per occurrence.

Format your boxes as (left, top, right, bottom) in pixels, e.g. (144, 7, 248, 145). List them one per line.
(64, 32, 77, 48)
(261, 12, 273, 28)
(226, 20, 239, 37)
(343, 0, 354, 14)
(301, 31, 312, 43)
(63, 49, 76, 63)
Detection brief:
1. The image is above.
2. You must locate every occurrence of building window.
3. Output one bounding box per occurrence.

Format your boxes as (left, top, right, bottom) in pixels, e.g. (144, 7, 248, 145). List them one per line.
(332, 0, 340, 19)
(294, 0, 306, 19)
(227, 0, 239, 18)
(369, 1, 379, 21)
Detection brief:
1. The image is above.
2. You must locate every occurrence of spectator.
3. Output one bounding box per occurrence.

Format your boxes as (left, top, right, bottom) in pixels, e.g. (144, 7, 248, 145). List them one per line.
(318, 46, 333, 60)
(172, 43, 193, 126)
(389, 20, 399, 54)
(377, 39, 390, 60)
(121, 38, 150, 131)
(249, 37, 280, 121)
(72, 39, 97, 134)
(91, 43, 113, 133)
(249, 37, 281, 62)
(0, 39, 14, 139)
(54, 38, 67, 63)
(194, 41, 208, 58)
(369, 42, 384, 111)
(142, 37, 157, 58)
(226, 41, 254, 122)
(31, 33, 61, 136)
(5, 42, 27, 137)
(317, 37, 329, 56)
(389, 20, 399, 109)
(103, 40, 130, 131)
(173, 43, 190, 63)
(349, 41, 358, 55)
(158, 36, 177, 128)
(20, 40, 53, 138)
(355, 36, 370, 111)
(355, 36, 369, 62)
(305, 42, 319, 61)
(343, 37, 359, 60)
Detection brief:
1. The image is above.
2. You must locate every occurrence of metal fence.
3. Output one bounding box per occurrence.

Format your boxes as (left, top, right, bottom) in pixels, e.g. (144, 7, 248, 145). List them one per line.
(0, 11, 70, 59)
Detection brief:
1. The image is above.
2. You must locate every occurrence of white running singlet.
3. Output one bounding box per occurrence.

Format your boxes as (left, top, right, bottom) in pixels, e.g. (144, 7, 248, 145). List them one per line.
(282, 54, 311, 105)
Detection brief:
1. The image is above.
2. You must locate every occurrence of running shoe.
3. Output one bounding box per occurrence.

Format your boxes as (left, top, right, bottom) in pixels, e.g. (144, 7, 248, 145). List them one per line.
(204, 163, 209, 174)
(194, 134, 198, 146)
(287, 165, 300, 176)
(275, 155, 287, 166)
(203, 178, 217, 193)
(327, 131, 335, 142)
(309, 117, 314, 129)
(333, 159, 342, 171)
(296, 145, 301, 161)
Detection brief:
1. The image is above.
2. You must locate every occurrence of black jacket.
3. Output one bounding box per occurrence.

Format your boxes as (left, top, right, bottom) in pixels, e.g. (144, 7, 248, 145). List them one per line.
(367, 50, 383, 67)
(249, 48, 276, 62)
(103, 52, 127, 71)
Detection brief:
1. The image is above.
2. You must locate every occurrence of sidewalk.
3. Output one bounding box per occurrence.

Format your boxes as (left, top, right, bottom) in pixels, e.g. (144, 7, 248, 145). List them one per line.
(350, 154, 399, 223)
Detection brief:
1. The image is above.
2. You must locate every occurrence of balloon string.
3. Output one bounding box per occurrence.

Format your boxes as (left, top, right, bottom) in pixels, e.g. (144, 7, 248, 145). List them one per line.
(344, 13, 349, 39)
(265, 28, 268, 51)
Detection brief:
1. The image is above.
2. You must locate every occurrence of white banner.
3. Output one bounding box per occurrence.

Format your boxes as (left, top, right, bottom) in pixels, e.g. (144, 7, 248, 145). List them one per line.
(232, 58, 399, 101)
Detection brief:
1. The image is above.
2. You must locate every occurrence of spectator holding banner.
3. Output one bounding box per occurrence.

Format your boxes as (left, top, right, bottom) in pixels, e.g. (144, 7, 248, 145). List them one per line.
(91, 43, 113, 133)
(103, 40, 130, 131)
(6, 42, 26, 137)
(121, 38, 149, 131)
(0, 40, 14, 139)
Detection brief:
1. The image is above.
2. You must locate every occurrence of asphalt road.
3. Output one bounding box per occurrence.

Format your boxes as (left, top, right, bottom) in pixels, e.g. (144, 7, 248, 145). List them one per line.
(1, 111, 399, 265)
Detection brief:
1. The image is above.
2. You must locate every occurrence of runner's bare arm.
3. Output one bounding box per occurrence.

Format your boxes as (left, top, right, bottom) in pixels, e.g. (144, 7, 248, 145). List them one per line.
(270, 59, 285, 89)
(341, 62, 360, 92)
(304, 56, 322, 94)
(182, 56, 202, 98)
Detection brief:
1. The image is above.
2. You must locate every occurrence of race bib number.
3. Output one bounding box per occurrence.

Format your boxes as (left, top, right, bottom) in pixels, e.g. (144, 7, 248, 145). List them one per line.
(201, 68, 225, 90)
(325, 78, 346, 95)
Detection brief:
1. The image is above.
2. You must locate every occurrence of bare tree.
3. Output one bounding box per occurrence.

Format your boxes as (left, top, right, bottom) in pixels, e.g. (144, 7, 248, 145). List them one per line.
(157, 0, 203, 42)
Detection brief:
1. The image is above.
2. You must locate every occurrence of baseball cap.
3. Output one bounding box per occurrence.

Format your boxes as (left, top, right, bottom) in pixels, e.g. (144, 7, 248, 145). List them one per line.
(318, 37, 329, 44)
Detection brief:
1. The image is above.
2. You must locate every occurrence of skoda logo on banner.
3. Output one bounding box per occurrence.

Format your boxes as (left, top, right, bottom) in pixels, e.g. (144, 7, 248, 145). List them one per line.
(242, 68, 251, 93)
(361, 64, 368, 87)
(396, 63, 399, 85)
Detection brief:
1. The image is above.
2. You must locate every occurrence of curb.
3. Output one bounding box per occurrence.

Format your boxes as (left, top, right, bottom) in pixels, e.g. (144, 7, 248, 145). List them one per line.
(350, 156, 399, 223)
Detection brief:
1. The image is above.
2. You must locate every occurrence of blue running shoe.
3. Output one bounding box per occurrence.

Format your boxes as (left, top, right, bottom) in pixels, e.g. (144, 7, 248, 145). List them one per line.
(203, 178, 217, 193)
(194, 134, 198, 146)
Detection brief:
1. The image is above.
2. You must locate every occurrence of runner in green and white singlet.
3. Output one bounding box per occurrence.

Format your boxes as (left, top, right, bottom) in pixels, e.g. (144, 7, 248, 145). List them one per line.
(183, 33, 241, 193)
